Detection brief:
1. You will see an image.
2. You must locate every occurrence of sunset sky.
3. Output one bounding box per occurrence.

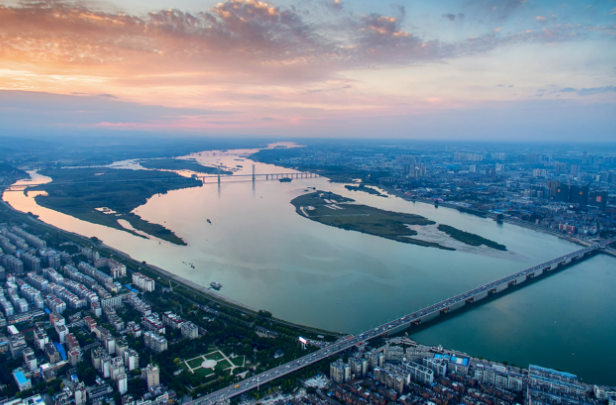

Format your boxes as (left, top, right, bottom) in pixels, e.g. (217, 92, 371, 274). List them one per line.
(1, 0, 615, 140)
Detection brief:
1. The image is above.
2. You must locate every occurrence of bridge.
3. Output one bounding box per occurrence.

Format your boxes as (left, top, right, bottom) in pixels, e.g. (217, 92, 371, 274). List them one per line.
(2, 165, 319, 191)
(198, 166, 319, 184)
(188, 238, 615, 405)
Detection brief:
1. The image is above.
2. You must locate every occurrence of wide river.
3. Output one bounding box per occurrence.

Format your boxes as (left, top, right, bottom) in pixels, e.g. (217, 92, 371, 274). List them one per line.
(4, 148, 616, 385)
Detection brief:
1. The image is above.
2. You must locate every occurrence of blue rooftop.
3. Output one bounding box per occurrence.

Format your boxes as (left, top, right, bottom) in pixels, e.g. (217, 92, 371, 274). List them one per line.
(125, 284, 139, 294)
(54, 342, 67, 360)
(14, 371, 28, 385)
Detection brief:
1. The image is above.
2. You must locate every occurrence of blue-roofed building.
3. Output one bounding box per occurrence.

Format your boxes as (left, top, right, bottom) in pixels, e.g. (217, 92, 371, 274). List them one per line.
(125, 284, 139, 294)
(433, 353, 470, 374)
(53, 342, 67, 361)
(13, 368, 31, 391)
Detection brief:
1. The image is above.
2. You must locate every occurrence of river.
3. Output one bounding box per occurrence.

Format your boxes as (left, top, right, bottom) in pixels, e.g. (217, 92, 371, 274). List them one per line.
(3, 148, 616, 385)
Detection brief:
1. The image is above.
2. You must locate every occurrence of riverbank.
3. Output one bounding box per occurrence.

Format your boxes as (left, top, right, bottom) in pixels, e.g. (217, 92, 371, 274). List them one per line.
(139, 158, 233, 174)
(379, 185, 589, 248)
(30, 167, 202, 245)
(0, 194, 345, 338)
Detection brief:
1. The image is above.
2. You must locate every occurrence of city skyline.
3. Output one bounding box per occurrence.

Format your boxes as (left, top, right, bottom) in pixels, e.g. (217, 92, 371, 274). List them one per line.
(1, 0, 615, 140)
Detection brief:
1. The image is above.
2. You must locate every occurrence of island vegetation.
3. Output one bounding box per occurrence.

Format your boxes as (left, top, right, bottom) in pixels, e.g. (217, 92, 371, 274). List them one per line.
(344, 184, 387, 197)
(291, 191, 450, 250)
(292, 191, 508, 251)
(437, 224, 507, 251)
(30, 167, 202, 245)
(139, 158, 233, 175)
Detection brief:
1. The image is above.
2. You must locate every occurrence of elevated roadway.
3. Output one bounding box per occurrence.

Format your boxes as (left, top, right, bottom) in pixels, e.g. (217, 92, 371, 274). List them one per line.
(186, 239, 615, 405)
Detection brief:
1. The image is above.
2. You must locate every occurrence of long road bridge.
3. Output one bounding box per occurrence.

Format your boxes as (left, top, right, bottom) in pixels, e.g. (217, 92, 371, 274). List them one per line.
(189, 238, 615, 405)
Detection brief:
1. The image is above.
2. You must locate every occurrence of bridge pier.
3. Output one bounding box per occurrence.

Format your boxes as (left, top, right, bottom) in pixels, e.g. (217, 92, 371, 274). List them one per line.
(515, 275, 526, 285)
(550, 263, 558, 271)
(494, 283, 508, 293)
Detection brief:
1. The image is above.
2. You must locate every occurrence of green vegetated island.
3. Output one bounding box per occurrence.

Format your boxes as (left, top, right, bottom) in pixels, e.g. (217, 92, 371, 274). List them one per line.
(30, 167, 202, 245)
(291, 191, 507, 251)
(344, 184, 388, 197)
(139, 158, 233, 175)
(437, 224, 507, 251)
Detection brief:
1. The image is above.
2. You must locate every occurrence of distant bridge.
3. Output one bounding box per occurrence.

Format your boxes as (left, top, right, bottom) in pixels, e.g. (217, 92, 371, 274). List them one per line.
(188, 238, 615, 405)
(2, 165, 318, 191)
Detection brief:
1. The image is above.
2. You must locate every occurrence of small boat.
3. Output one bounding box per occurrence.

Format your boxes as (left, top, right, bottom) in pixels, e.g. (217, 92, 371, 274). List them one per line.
(210, 282, 222, 290)
(279, 177, 292, 183)
(207, 219, 212, 225)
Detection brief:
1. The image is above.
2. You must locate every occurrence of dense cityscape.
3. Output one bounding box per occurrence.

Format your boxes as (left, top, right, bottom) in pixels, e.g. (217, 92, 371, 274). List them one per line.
(253, 143, 616, 241)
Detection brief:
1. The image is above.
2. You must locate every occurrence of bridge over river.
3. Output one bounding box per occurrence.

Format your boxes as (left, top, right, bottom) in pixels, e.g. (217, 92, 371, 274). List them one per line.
(3, 166, 317, 191)
(189, 238, 615, 405)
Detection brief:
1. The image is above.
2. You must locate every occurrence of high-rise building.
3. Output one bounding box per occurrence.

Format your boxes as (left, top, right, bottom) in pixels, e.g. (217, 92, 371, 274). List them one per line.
(554, 184, 570, 202)
(74, 382, 87, 405)
(589, 191, 608, 211)
(116, 373, 128, 394)
(329, 359, 350, 384)
(143, 364, 160, 391)
(570, 185, 589, 207)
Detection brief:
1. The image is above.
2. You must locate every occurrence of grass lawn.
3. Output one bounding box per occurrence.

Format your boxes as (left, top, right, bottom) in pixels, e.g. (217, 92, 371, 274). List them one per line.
(214, 359, 231, 371)
(205, 352, 225, 361)
(187, 357, 205, 369)
(230, 357, 244, 366)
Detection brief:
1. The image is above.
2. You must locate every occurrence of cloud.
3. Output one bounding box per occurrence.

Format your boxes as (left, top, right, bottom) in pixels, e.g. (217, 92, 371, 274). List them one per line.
(536, 16, 547, 21)
(0, 90, 236, 128)
(2, 0, 598, 86)
(556, 86, 616, 96)
(0, 0, 611, 93)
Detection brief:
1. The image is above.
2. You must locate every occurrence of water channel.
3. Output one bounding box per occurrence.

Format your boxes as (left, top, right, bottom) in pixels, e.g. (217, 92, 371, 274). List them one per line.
(3, 148, 616, 385)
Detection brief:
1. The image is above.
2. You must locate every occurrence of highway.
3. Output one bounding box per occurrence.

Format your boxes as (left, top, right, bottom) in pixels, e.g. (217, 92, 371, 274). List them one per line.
(187, 239, 615, 405)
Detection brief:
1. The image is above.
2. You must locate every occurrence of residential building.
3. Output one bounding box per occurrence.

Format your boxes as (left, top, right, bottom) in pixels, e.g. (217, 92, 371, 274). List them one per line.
(143, 331, 167, 353)
(132, 273, 155, 292)
(143, 364, 160, 390)
(13, 368, 31, 391)
(181, 321, 198, 339)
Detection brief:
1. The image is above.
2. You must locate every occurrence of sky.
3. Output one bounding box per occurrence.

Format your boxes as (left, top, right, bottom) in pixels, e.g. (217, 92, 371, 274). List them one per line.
(1, 0, 615, 140)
